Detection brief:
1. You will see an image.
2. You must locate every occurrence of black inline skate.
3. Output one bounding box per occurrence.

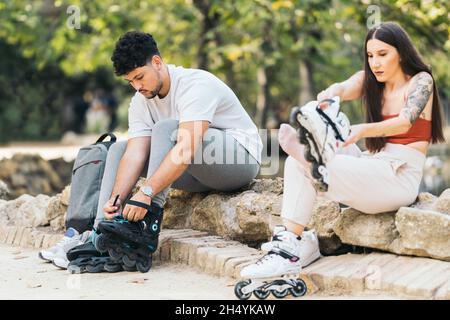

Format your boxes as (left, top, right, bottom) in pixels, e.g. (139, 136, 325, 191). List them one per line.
(94, 200, 164, 273)
(66, 241, 123, 274)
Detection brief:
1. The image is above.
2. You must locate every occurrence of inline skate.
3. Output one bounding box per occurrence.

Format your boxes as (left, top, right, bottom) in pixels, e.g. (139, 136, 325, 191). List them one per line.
(289, 97, 351, 192)
(94, 200, 164, 273)
(234, 227, 321, 300)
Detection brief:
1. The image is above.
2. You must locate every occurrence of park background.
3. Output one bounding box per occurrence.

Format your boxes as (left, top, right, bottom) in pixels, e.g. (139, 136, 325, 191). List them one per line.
(0, 0, 449, 197)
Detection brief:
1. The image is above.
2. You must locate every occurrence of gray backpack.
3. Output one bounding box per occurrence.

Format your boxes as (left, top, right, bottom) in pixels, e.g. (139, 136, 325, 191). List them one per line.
(65, 133, 117, 233)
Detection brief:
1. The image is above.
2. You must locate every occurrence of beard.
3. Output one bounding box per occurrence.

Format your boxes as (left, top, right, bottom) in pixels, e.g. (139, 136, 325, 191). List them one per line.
(142, 76, 163, 99)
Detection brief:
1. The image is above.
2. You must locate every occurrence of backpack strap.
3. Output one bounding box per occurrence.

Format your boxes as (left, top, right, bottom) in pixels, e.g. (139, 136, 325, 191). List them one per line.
(96, 133, 117, 144)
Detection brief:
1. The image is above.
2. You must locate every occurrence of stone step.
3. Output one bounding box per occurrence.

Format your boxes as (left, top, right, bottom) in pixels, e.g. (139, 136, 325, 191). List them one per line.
(300, 252, 450, 299)
(1, 225, 448, 299)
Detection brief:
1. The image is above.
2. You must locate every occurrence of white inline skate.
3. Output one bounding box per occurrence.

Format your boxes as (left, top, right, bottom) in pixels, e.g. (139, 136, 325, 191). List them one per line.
(234, 227, 321, 300)
(289, 96, 351, 192)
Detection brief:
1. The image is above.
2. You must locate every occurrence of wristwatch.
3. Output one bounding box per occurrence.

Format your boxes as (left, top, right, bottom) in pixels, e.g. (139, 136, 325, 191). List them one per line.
(140, 186, 154, 198)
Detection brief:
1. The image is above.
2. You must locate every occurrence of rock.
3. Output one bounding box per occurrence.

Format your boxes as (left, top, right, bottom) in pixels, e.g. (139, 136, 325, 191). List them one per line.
(308, 198, 348, 255)
(60, 185, 71, 206)
(48, 158, 74, 188)
(334, 207, 398, 250)
(333, 206, 450, 262)
(0, 200, 7, 223)
(163, 189, 207, 229)
(0, 194, 35, 222)
(412, 192, 437, 210)
(46, 194, 67, 222)
(190, 193, 240, 239)
(50, 215, 66, 232)
(0, 180, 10, 200)
(235, 191, 282, 242)
(243, 178, 284, 194)
(15, 194, 51, 227)
(162, 179, 285, 244)
(394, 207, 450, 261)
(189, 190, 283, 243)
(433, 189, 450, 214)
(0, 154, 72, 199)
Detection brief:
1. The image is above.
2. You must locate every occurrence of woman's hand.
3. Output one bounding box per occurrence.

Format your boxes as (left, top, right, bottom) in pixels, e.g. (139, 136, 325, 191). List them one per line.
(122, 191, 151, 222)
(317, 84, 342, 109)
(343, 124, 367, 147)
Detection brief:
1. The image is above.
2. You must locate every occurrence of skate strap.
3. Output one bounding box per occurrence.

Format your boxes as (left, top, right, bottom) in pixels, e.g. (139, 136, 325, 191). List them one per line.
(319, 98, 335, 106)
(125, 200, 164, 215)
(125, 200, 152, 211)
(316, 104, 346, 142)
(270, 247, 300, 263)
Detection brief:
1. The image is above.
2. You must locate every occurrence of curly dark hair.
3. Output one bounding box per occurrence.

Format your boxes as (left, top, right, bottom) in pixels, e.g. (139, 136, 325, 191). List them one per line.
(111, 31, 160, 76)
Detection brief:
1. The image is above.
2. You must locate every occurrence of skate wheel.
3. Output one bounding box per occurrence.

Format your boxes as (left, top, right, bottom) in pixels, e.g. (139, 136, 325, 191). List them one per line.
(108, 247, 124, 261)
(67, 264, 84, 274)
(311, 162, 322, 179)
(86, 263, 104, 273)
(304, 146, 315, 162)
(254, 288, 270, 300)
(104, 261, 123, 273)
(122, 255, 136, 268)
(271, 288, 289, 299)
(136, 256, 152, 273)
(95, 234, 109, 253)
(234, 281, 252, 300)
(290, 279, 307, 297)
(122, 265, 137, 272)
(298, 127, 309, 144)
(289, 107, 301, 128)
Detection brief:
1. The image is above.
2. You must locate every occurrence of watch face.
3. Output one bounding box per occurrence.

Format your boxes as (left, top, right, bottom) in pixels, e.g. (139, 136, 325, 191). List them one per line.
(142, 186, 153, 196)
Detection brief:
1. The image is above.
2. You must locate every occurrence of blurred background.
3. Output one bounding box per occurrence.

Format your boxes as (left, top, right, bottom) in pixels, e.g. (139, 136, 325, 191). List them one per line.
(0, 0, 448, 199)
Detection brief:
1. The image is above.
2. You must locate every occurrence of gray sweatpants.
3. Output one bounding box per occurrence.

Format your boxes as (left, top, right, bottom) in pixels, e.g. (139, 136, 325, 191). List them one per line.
(94, 119, 260, 227)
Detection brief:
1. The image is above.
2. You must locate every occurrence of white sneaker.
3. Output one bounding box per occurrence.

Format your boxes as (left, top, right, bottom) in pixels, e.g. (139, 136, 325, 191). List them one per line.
(240, 252, 302, 279)
(241, 229, 303, 278)
(38, 228, 91, 269)
(261, 227, 321, 267)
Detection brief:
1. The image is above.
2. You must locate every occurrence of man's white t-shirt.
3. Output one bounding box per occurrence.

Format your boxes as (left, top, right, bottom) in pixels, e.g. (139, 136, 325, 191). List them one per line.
(128, 64, 263, 164)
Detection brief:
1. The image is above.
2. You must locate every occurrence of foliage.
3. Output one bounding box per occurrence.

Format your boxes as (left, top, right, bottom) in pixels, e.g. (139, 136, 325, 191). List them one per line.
(0, 0, 448, 142)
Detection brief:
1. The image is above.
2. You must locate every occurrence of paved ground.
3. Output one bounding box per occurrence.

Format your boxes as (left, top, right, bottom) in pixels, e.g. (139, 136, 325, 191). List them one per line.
(0, 243, 237, 300)
(0, 243, 405, 300)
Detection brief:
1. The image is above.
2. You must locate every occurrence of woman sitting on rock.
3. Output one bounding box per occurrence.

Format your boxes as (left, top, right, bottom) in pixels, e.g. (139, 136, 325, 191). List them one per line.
(241, 22, 446, 280)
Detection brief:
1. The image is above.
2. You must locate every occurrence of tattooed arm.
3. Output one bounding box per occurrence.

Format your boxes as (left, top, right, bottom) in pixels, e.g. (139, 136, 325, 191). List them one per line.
(343, 72, 433, 146)
(399, 71, 433, 125)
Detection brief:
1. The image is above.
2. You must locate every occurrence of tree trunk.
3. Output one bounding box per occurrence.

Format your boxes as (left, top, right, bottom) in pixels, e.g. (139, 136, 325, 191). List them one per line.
(298, 58, 314, 106)
(254, 66, 273, 128)
(193, 0, 220, 71)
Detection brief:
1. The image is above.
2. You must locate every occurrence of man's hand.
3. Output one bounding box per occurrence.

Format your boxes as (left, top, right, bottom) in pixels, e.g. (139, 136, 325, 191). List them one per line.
(103, 196, 122, 220)
(122, 191, 151, 222)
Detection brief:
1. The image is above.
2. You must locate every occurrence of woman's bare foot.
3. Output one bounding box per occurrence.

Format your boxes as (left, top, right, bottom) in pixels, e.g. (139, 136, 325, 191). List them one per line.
(278, 123, 310, 167)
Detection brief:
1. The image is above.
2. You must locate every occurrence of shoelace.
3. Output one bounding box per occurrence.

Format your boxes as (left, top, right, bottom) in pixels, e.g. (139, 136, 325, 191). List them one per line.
(56, 236, 76, 247)
(255, 253, 277, 265)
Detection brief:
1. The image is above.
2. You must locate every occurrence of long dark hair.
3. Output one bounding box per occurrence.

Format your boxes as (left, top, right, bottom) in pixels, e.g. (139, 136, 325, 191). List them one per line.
(363, 22, 445, 152)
